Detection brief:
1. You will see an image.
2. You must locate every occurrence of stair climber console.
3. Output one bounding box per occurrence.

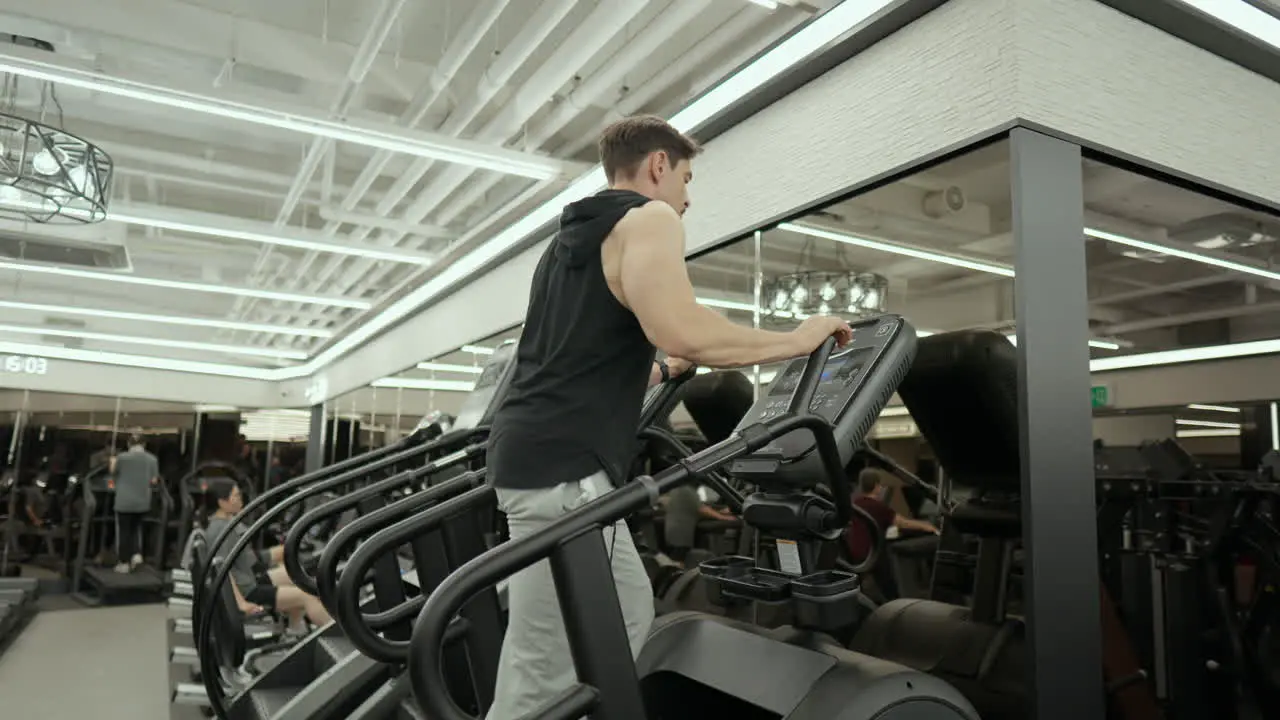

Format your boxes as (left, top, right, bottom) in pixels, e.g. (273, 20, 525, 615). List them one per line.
(696, 313, 917, 629)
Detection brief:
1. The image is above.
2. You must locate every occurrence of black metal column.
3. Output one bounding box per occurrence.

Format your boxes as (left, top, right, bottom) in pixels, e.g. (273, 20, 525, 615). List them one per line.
(1010, 127, 1103, 719)
(305, 403, 326, 473)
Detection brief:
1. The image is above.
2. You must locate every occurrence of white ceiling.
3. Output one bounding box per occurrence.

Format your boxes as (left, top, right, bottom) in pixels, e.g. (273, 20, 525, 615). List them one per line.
(0, 0, 829, 368)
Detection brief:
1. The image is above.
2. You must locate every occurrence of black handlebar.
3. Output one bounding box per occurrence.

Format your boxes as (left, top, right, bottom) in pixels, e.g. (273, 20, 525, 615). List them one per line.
(334, 480, 496, 663)
(409, 337, 860, 720)
(636, 426, 745, 514)
(636, 363, 697, 430)
(283, 444, 485, 596)
(196, 431, 454, 717)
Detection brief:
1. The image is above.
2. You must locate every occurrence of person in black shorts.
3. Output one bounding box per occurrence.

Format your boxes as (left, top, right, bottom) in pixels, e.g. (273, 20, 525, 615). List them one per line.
(202, 478, 330, 633)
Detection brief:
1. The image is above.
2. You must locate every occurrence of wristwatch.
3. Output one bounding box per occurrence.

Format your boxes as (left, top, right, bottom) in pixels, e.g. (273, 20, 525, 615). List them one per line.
(658, 360, 671, 383)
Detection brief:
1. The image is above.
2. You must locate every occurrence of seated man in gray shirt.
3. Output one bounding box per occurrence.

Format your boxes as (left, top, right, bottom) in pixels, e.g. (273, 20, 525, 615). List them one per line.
(109, 435, 160, 572)
(203, 477, 331, 633)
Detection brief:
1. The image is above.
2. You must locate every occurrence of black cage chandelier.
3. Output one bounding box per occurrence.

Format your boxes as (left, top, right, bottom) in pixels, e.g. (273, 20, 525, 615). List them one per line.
(762, 271, 889, 319)
(0, 112, 113, 224)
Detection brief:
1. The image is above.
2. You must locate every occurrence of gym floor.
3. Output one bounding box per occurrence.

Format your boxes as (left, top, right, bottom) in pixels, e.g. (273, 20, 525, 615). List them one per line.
(0, 601, 169, 720)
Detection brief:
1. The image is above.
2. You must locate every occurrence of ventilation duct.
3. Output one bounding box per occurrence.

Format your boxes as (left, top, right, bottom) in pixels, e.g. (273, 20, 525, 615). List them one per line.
(1171, 214, 1279, 251)
(0, 226, 131, 270)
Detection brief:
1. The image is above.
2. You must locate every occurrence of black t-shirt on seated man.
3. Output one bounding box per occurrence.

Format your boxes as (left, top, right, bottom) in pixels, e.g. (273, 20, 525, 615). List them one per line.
(487, 189, 657, 490)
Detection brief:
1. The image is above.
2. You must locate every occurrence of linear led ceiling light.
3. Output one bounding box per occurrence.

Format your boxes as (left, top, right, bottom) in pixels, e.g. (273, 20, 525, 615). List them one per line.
(280, 0, 904, 381)
(109, 209, 435, 264)
(1271, 401, 1279, 451)
(416, 362, 484, 374)
(371, 377, 477, 392)
(1175, 0, 1280, 49)
(1004, 334, 1121, 350)
(0, 298, 332, 338)
(0, 53, 566, 180)
(1175, 419, 1241, 429)
(778, 223, 1015, 277)
(1091, 337, 1280, 372)
(1176, 428, 1241, 438)
(1085, 227, 1280, 283)
(0, 323, 307, 360)
(0, 339, 278, 379)
(1187, 403, 1241, 413)
(460, 345, 496, 356)
(745, 0, 781, 9)
(0, 259, 370, 309)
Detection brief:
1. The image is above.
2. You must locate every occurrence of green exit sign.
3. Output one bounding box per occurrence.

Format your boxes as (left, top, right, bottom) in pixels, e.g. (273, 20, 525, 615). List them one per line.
(1091, 385, 1110, 408)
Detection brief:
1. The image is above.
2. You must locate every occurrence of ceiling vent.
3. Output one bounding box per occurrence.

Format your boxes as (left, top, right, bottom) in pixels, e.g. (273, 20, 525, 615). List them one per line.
(0, 228, 131, 271)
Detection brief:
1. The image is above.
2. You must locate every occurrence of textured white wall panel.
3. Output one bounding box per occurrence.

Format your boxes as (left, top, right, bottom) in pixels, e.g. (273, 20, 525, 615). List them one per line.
(1015, 0, 1280, 208)
(683, 0, 1019, 255)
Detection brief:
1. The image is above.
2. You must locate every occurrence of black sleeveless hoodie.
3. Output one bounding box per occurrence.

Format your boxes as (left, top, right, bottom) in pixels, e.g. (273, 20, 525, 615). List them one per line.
(487, 189, 657, 490)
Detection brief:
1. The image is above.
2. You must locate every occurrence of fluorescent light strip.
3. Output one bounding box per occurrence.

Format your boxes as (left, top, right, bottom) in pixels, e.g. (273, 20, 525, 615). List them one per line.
(1186, 403, 1241, 414)
(1176, 0, 1280, 49)
(0, 260, 371, 309)
(110, 212, 434, 265)
(0, 299, 332, 338)
(461, 345, 496, 356)
(280, 1, 900, 381)
(1005, 334, 1121, 350)
(1176, 428, 1241, 438)
(0, 56, 563, 180)
(416, 362, 484, 374)
(1271, 401, 1279, 451)
(1085, 227, 1280, 283)
(1091, 338, 1280, 372)
(779, 223, 1015, 278)
(0, 324, 306, 360)
(1175, 419, 1241, 429)
(0, 339, 278, 379)
(745, 0, 780, 9)
(371, 377, 477, 392)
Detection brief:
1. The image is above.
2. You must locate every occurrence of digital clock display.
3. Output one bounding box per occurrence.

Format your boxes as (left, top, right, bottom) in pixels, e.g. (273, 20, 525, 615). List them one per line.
(1, 355, 49, 375)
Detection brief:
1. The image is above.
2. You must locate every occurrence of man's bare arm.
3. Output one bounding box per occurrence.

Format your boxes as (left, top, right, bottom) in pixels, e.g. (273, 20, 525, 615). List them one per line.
(618, 203, 806, 368)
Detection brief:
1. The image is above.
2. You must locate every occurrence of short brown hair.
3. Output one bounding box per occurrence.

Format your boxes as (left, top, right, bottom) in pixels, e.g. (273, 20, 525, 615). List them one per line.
(857, 467, 885, 494)
(598, 115, 701, 183)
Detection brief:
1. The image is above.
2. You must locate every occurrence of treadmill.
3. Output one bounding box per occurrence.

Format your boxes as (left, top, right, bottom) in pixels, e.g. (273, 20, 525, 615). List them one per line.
(70, 468, 171, 606)
(207, 341, 521, 720)
(409, 315, 980, 719)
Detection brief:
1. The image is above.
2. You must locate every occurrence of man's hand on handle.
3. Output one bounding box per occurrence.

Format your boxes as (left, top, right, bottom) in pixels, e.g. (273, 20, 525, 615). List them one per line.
(665, 356, 695, 378)
(793, 315, 854, 353)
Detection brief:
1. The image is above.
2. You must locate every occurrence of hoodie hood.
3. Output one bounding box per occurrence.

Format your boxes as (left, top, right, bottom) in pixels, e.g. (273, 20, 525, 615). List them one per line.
(554, 189, 651, 267)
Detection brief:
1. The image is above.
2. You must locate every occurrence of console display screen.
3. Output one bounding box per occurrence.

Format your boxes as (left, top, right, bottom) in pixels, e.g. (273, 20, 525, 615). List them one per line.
(769, 346, 873, 397)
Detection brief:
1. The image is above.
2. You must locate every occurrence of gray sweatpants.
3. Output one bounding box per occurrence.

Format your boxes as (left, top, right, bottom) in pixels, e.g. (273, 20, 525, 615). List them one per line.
(486, 471, 654, 720)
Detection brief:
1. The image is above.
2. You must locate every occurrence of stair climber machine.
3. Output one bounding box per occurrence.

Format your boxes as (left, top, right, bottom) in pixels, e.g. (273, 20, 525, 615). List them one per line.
(847, 331, 1029, 720)
(289, 367, 701, 720)
(193, 341, 521, 720)
(410, 315, 980, 720)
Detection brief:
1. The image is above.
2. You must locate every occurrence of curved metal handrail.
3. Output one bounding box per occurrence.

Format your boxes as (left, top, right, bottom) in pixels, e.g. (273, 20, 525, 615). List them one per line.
(331, 478, 494, 663)
(283, 444, 484, 595)
(314, 468, 487, 610)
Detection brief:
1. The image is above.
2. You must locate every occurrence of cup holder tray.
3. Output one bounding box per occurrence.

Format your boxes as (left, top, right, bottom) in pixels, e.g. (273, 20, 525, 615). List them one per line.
(698, 556, 867, 630)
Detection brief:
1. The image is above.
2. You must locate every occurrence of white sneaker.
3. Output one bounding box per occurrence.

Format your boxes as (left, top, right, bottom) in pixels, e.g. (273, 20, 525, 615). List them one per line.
(113, 563, 130, 574)
(130, 554, 144, 570)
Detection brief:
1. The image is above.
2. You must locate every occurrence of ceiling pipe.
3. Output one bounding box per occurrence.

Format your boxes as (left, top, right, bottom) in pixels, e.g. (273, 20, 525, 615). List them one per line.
(429, 0, 714, 228)
(261, 0, 652, 347)
(250, 0, 614, 346)
(215, 0, 411, 342)
(273, 0, 409, 226)
(279, 5, 787, 349)
(227, 0, 514, 336)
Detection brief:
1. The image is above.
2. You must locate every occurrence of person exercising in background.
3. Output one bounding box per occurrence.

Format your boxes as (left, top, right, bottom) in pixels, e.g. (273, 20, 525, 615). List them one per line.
(485, 114, 853, 719)
(109, 434, 160, 573)
(846, 467, 939, 564)
(203, 478, 331, 634)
